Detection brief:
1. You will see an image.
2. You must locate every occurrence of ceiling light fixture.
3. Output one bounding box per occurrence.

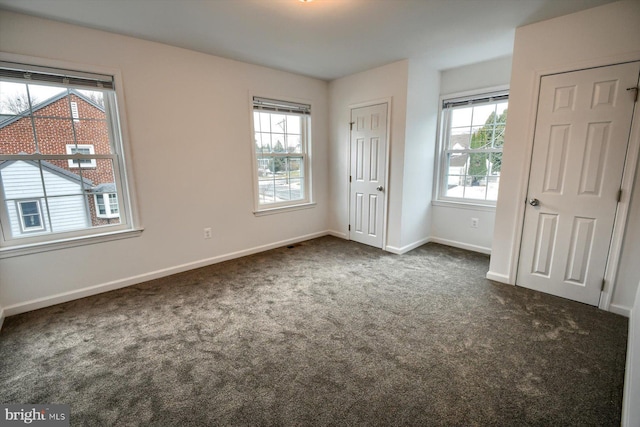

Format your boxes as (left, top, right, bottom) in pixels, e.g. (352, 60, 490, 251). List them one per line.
(299, 0, 313, 2)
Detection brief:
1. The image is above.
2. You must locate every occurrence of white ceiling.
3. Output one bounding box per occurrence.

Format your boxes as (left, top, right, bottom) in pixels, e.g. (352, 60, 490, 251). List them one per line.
(0, 0, 618, 81)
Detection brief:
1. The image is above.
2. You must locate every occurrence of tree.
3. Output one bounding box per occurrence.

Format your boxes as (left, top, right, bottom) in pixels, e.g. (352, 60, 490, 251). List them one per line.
(78, 90, 104, 108)
(1, 92, 37, 114)
(467, 109, 507, 184)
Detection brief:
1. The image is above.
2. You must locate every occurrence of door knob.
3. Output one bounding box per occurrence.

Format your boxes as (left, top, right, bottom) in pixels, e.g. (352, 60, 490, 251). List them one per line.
(529, 198, 540, 206)
(376, 186, 384, 191)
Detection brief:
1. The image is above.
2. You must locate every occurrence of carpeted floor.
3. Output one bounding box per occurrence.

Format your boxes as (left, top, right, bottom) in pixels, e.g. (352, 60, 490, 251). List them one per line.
(0, 237, 628, 426)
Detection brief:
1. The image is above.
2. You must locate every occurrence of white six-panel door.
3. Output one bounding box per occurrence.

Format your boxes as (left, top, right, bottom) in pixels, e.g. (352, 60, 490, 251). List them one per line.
(517, 62, 640, 305)
(349, 103, 388, 249)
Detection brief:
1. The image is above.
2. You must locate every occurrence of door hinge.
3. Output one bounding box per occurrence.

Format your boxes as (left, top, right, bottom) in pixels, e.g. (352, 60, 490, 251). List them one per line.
(349, 121, 355, 131)
(601, 279, 606, 291)
(348, 224, 351, 231)
(617, 189, 622, 203)
(349, 175, 352, 183)
(627, 87, 639, 103)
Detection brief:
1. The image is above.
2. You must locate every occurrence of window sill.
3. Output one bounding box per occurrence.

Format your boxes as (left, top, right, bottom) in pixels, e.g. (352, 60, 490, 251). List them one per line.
(432, 199, 496, 212)
(254, 202, 316, 217)
(0, 227, 144, 259)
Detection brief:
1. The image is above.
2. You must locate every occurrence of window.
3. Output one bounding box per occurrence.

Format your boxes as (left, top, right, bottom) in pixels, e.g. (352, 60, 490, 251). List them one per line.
(0, 59, 137, 253)
(437, 90, 508, 204)
(16, 200, 44, 232)
(66, 144, 96, 168)
(251, 97, 311, 211)
(94, 193, 119, 218)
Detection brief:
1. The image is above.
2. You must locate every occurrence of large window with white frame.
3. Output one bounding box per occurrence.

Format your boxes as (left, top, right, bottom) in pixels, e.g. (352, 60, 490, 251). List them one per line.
(437, 90, 508, 204)
(251, 96, 311, 211)
(0, 60, 136, 252)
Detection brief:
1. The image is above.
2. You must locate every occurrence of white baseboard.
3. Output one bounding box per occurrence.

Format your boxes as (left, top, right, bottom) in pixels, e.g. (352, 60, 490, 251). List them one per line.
(486, 271, 511, 284)
(385, 237, 431, 255)
(609, 303, 631, 318)
(3, 230, 331, 317)
(0, 306, 4, 331)
(327, 230, 348, 239)
(429, 237, 492, 255)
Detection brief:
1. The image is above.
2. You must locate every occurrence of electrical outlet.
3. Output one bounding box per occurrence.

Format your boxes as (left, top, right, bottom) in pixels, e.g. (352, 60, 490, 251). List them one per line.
(471, 218, 479, 228)
(203, 227, 212, 239)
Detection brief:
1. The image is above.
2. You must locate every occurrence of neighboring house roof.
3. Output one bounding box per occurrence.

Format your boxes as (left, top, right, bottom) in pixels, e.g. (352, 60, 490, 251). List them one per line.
(90, 183, 116, 194)
(0, 88, 105, 129)
(0, 158, 93, 187)
(450, 133, 470, 149)
(449, 153, 469, 167)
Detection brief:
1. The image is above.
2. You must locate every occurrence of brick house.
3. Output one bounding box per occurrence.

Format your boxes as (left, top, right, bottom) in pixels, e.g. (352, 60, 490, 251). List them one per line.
(0, 89, 119, 238)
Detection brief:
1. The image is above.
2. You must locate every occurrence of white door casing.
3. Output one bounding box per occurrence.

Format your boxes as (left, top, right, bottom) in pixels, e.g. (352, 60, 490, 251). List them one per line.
(517, 62, 640, 306)
(349, 103, 388, 249)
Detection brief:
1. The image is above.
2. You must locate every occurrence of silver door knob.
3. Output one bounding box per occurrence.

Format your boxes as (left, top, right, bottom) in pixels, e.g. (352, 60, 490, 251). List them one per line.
(529, 198, 540, 206)
(376, 186, 384, 191)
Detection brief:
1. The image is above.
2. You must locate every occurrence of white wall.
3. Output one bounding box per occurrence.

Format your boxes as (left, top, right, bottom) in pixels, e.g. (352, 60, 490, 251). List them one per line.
(0, 11, 330, 312)
(623, 281, 640, 426)
(431, 56, 513, 253)
(328, 60, 409, 250)
(439, 56, 513, 96)
(399, 56, 439, 252)
(489, 0, 640, 313)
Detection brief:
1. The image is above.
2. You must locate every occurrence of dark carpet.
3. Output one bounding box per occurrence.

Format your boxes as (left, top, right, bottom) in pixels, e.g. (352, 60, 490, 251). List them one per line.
(0, 237, 628, 426)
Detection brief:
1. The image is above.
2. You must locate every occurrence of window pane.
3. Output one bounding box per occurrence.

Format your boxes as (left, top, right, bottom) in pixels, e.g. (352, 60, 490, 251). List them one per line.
(464, 176, 488, 200)
(1, 160, 46, 201)
(75, 119, 111, 154)
(0, 64, 134, 248)
(0, 81, 30, 115)
(450, 107, 472, 128)
(468, 153, 488, 178)
(0, 115, 37, 154)
(471, 126, 492, 150)
(495, 102, 508, 123)
(256, 133, 271, 153)
(18, 201, 43, 230)
(258, 177, 275, 204)
(286, 115, 301, 134)
(493, 125, 506, 148)
(486, 176, 500, 201)
(272, 137, 286, 153)
(256, 112, 271, 133)
(75, 90, 105, 117)
(449, 127, 471, 149)
(472, 104, 497, 127)
(251, 104, 309, 208)
(108, 193, 119, 214)
(96, 195, 106, 215)
(289, 157, 303, 177)
(489, 152, 502, 175)
(28, 85, 68, 118)
(440, 94, 507, 203)
(47, 194, 88, 233)
(286, 134, 301, 153)
(35, 118, 74, 154)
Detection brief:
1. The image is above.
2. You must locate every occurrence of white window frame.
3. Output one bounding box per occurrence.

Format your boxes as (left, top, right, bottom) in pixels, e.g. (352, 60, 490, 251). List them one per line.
(66, 144, 97, 168)
(16, 199, 45, 232)
(0, 53, 142, 258)
(94, 193, 119, 219)
(434, 86, 509, 208)
(249, 95, 314, 215)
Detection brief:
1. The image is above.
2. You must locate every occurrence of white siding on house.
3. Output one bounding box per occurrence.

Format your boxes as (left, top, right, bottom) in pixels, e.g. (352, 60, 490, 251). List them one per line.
(1, 161, 89, 238)
(46, 195, 88, 232)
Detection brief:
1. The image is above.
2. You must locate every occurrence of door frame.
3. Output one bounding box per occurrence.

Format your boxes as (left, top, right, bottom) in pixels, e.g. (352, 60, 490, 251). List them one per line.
(347, 98, 392, 250)
(511, 55, 640, 312)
